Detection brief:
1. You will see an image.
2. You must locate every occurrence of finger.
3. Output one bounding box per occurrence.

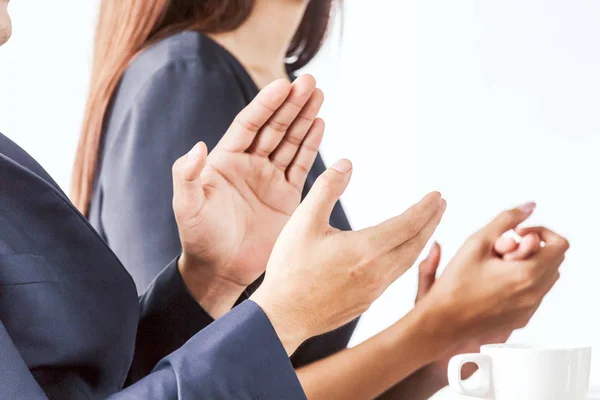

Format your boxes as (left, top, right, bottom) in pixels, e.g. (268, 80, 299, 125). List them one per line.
(516, 249, 565, 283)
(532, 262, 562, 295)
(271, 88, 324, 170)
(475, 202, 537, 244)
(285, 118, 325, 190)
(296, 159, 353, 229)
(503, 233, 542, 261)
(172, 142, 208, 209)
(248, 75, 317, 157)
(358, 192, 443, 254)
(494, 236, 519, 255)
(515, 226, 570, 255)
(416, 242, 441, 301)
(217, 79, 291, 152)
(390, 200, 446, 280)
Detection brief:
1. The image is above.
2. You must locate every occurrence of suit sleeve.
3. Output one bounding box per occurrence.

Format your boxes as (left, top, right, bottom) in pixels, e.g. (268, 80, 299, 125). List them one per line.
(98, 59, 245, 293)
(1, 301, 306, 400)
(0, 321, 48, 399)
(129, 258, 226, 383)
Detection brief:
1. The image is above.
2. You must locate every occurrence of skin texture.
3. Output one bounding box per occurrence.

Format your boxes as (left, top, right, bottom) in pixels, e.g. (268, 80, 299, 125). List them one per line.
(418, 209, 567, 363)
(250, 172, 447, 355)
(375, 228, 544, 400)
(172, 73, 448, 358)
(412, 231, 543, 383)
(0, 0, 11, 46)
(293, 206, 565, 400)
(173, 75, 326, 318)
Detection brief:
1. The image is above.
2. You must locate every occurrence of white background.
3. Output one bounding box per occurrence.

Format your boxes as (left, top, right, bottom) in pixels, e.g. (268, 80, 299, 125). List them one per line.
(1, 1, 599, 398)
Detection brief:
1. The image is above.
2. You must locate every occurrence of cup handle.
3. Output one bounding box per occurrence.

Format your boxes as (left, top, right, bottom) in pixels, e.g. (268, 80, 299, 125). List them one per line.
(448, 353, 494, 398)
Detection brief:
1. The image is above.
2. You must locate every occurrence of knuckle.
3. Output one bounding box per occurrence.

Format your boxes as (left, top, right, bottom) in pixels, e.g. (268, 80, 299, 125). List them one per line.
(516, 316, 529, 329)
(521, 293, 540, 309)
(514, 266, 537, 289)
(351, 267, 380, 298)
(318, 175, 341, 195)
(404, 220, 421, 239)
(285, 133, 304, 147)
(292, 163, 311, 177)
(513, 308, 535, 329)
(464, 233, 484, 252)
(271, 158, 288, 170)
(235, 115, 262, 132)
(268, 118, 289, 133)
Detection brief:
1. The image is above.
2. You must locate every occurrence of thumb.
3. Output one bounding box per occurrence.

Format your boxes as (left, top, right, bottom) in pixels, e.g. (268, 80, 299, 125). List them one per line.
(416, 242, 441, 301)
(172, 142, 208, 213)
(297, 159, 353, 228)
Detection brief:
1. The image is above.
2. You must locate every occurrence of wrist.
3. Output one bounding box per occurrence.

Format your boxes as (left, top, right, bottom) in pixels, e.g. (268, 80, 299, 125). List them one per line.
(178, 253, 246, 319)
(389, 305, 456, 366)
(249, 288, 309, 357)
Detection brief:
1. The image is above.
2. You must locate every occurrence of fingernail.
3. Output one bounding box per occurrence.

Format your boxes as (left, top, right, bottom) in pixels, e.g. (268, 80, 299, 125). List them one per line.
(518, 202, 536, 214)
(187, 143, 201, 163)
(331, 159, 352, 173)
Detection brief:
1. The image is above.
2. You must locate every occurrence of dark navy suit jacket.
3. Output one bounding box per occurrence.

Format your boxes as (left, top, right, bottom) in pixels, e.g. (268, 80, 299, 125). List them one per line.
(0, 132, 305, 399)
(89, 31, 358, 377)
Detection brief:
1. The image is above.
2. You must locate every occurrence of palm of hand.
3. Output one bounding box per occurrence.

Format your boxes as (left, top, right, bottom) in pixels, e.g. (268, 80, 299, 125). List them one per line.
(191, 150, 303, 286)
(174, 76, 325, 289)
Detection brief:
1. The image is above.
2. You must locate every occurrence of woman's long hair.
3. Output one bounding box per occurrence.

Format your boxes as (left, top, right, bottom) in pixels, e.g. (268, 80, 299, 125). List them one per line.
(72, 0, 339, 215)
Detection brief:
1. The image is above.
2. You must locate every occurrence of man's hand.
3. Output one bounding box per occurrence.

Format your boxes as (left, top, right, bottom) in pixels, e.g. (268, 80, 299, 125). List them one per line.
(251, 160, 447, 355)
(172, 75, 326, 317)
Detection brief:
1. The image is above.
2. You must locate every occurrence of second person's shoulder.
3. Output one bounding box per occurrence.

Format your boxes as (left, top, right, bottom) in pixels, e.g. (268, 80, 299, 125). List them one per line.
(119, 31, 243, 104)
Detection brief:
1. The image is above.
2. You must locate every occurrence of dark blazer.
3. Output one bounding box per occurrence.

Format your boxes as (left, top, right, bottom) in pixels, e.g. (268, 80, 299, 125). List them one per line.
(0, 132, 305, 399)
(89, 31, 358, 374)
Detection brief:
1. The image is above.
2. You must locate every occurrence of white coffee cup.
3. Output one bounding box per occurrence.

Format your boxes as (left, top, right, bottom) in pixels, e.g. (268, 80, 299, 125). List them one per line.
(448, 344, 592, 400)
